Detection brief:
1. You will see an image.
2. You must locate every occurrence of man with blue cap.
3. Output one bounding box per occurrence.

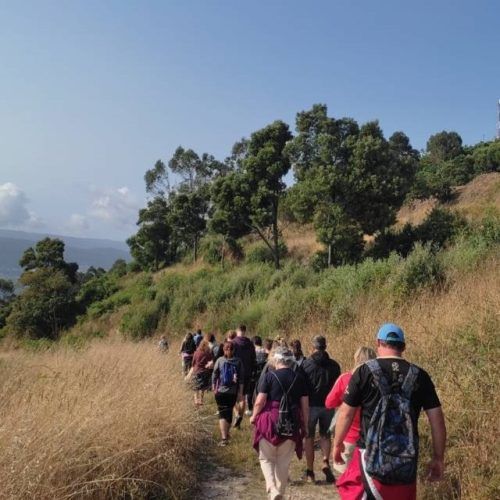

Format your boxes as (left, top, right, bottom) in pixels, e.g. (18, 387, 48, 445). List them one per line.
(332, 323, 446, 500)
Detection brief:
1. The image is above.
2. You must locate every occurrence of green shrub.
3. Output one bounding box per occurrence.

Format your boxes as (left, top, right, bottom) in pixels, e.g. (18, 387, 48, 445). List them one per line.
(246, 242, 287, 264)
(317, 255, 398, 307)
(416, 208, 467, 249)
(262, 285, 318, 335)
(227, 300, 267, 334)
(442, 212, 499, 272)
(127, 260, 142, 273)
(310, 251, 329, 271)
(21, 338, 54, 352)
(200, 235, 243, 265)
(391, 244, 445, 297)
(477, 210, 500, 245)
(367, 223, 417, 259)
(86, 293, 131, 319)
(120, 302, 161, 340)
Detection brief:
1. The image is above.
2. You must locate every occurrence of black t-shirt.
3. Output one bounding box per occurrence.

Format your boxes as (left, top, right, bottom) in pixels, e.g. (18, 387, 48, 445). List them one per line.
(343, 357, 441, 447)
(257, 367, 309, 405)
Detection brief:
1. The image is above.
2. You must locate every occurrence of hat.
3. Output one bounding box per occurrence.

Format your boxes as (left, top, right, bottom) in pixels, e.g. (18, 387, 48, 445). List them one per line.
(312, 335, 327, 350)
(377, 323, 405, 343)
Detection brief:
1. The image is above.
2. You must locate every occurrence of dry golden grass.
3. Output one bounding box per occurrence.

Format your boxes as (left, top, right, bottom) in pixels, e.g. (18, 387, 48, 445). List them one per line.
(288, 256, 500, 499)
(281, 223, 322, 261)
(1, 228, 498, 499)
(211, 256, 499, 499)
(0, 342, 209, 500)
(397, 172, 500, 228)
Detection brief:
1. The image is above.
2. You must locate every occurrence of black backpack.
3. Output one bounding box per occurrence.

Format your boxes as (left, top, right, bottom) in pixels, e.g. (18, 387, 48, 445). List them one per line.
(271, 371, 298, 438)
(363, 359, 420, 484)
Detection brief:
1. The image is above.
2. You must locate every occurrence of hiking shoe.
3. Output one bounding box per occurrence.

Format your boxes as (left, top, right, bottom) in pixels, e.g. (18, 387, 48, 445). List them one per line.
(304, 469, 315, 483)
(218, 439, 229, 447)
(322, 465, 335, 484)
(245, 410, 252, 416)
(233, 416, 243, 429)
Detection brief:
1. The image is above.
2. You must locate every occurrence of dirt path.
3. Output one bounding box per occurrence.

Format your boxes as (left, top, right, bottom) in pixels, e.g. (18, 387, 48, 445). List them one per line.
(196, 400, 340, 499)
(198, 448, 340, 499)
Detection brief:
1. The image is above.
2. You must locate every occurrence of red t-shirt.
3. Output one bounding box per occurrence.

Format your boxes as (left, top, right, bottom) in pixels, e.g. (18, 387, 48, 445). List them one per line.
(325, 371, 360, 444)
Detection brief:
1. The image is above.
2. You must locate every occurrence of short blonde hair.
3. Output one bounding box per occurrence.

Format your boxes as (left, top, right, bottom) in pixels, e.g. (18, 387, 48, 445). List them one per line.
(353, 346, 376, 371)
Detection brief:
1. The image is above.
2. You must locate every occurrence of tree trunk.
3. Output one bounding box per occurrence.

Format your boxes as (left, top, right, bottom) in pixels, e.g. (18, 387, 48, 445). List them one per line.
(328, 243, 332, 267)
(221, 236, 226, 269)
(272, 202, 280, 270)
(193, 237, 198, 262)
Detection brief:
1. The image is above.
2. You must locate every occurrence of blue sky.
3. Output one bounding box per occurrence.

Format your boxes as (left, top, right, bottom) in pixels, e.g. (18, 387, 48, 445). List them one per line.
(0, 0, 499, 240)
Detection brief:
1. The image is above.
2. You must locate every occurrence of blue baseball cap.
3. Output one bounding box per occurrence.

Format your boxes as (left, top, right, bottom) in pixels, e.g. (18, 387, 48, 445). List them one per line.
(377, 323, 405, 343)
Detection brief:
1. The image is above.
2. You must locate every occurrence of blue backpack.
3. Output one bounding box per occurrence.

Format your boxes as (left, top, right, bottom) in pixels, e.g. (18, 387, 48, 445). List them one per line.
(220, 360, 238, 387)
(363, 359, 420, 485)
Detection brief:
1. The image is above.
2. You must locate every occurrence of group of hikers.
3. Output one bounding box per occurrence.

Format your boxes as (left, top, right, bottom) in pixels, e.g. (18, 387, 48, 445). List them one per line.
(169, 323, 446, 500)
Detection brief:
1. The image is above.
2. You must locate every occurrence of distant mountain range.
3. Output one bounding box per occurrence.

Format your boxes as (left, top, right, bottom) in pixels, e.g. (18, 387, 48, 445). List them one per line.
(0, 229, 131, 281)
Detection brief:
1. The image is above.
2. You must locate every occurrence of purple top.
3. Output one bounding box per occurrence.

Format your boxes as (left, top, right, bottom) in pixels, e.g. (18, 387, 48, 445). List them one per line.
(252, 401, 304, 459)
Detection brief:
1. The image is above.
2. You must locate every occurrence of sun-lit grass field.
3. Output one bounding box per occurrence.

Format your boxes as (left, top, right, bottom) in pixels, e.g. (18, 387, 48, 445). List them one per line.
(1, 249, 498, 499)
(0, 343, 210, 500)
(0, 179, 498, 499)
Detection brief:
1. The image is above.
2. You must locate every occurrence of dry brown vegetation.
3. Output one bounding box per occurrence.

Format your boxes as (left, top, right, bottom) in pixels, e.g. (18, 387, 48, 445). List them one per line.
(398, 172, 500, 227)
(0, 342, 209, 500)
(209, 255, 500, 499)
(320, 257, 499, 499)
(281, 223, 322, 261)
(0, 259, 498, 499)
(1, 174, 498, 499)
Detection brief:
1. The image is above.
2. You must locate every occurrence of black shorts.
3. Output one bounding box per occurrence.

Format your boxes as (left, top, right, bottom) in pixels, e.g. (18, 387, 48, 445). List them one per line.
(242, 376, 253, 396)
(215, 392, 238, 423)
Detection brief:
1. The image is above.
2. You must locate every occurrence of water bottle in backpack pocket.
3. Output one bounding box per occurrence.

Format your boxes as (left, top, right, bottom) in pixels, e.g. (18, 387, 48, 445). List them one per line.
(363, 359, 420, 484)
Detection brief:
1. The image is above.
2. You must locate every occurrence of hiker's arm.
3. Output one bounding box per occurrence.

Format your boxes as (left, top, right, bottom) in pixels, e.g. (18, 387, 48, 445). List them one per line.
(211, 361, 219, 391)
(332, 403, 357, 464)
(426, 406, 446, 481)
(249, 393, 267, 424)
(300, 395, 309, 436)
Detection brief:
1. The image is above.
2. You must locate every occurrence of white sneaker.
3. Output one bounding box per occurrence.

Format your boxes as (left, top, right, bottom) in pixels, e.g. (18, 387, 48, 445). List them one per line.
(245, 410, 252, 416)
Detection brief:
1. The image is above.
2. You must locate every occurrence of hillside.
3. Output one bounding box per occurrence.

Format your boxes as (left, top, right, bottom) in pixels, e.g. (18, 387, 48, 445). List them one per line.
(0, 229, 130, 280)
(1, 175, 499, 499)
(284, 172, 500, 262)
(2, 217, 498, 499)
(397, 171, 500, 226)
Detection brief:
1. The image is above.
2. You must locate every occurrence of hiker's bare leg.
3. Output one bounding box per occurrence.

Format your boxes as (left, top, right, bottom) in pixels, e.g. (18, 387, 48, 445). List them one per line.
(304, 437, 315, 470)
(236, 399, 246, 417)
(219, 419, 230, 440)
(320, 435, 332, 464)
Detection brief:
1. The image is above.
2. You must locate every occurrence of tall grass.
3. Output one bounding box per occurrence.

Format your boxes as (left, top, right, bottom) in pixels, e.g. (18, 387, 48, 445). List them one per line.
(0, 342, 208, 499)
(2, 216, 498, 498)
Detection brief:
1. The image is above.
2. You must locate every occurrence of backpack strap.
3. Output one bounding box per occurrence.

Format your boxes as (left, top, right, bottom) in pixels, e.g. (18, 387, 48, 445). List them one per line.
(271, 371, 297, 397)
(401, 364, 419, 399)
(365, 359, 391, 396)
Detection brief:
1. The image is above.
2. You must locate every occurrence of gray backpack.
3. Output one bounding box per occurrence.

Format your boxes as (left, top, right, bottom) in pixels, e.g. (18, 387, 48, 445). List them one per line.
(363, 359, 420, 484)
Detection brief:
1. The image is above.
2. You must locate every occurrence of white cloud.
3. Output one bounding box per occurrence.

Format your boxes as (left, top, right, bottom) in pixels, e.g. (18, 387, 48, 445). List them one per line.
(66, 213, 90, 232)
(89, 186, 139, 228)
(0, 182, 42, 227)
